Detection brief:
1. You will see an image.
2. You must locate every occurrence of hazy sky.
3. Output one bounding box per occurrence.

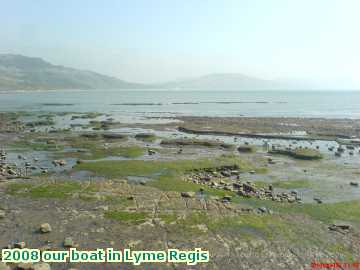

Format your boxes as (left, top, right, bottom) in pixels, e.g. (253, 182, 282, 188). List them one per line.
(1, 0, 360, 87)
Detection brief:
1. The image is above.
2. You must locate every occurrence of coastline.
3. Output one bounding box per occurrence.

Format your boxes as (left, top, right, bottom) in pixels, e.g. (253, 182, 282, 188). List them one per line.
(0, 110, 359, 269)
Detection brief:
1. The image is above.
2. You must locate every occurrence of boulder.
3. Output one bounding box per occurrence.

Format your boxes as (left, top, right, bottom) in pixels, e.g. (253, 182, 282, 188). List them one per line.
(63, 237, 75, 248)
(314, 197, 323, 204)
(258, 207, 267, 213)
(243, 183, 256, 193)
(221, 171, 231, 177)
(181, 192, 196, 198)
(102, 133, 127, 140)
(52, 159, 66, 166)
(39, 223, 52, 233)
(237, 145, 256, 153)
(329, 224, 351, 233)
(76, 159, 84, 164)
(7, 169, 16, 175)
(222, 196, 232, 203)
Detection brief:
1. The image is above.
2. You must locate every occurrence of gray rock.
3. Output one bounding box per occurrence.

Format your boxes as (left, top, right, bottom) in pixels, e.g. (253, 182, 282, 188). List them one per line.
(181, 191, 196, 198)
(287, 196, 296, 203)
(0, 209, 5, 219)
(329, 224, 351, 233)
(314, 197, 323, 204)
(7, 169, 16, 175)
(52, 159, 66, 166)
(222, 196, 232, 202)
(258, 207, 267, 213)
(221, 171, 231, 177)
(63, 237, 75, 247)
(39, 223, 52, 233)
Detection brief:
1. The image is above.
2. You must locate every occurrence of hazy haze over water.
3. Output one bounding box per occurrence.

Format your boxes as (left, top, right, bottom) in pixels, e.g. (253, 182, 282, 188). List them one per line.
(1, 90, 360, 119)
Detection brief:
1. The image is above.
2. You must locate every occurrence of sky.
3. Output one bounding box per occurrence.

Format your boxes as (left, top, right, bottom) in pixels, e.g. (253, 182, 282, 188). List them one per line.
(1, 0, 360, 87)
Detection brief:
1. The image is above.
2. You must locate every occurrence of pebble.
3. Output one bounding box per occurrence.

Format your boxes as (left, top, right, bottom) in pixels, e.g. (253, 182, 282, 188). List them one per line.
(39, 223, 52, 233)
(314, 198, 323, 204)
(63, 237, 75, 248)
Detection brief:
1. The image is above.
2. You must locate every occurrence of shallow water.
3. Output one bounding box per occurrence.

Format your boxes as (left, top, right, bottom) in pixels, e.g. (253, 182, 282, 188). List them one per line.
(2, 89, 360, 204)
(1, 90, 360, 119)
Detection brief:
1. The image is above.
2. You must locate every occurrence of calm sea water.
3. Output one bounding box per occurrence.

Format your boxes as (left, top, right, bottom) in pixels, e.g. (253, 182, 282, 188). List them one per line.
(0, 90, 360, 119)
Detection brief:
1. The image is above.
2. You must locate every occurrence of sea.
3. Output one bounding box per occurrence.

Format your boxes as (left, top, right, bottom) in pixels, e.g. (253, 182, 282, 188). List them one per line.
(0, 90, 360, 119)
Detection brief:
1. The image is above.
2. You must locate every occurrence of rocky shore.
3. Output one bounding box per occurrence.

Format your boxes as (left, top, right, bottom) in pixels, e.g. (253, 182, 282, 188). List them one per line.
(0, 112, 359, 270)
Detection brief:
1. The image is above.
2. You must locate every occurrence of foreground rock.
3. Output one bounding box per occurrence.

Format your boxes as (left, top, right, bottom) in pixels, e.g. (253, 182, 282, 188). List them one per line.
(184, 166, 302, 203)
(39, 223, 52, 233)
(63, 237, 76, 248)
(181, 191, 196, 198)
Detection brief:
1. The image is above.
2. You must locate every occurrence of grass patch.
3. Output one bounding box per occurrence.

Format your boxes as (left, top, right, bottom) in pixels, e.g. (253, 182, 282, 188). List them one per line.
(63, 136, 145, 159)
(104, 195, 134, 206)
(65, 146, 146, 160)
(7, 181, 83, 199)
(169, 212, 293, 240)
(272, 179, 312, 189)
(255, 179, 312, 189)
(7, 183, 34, 195)
(327, 243, 355, 261)
(292, 201, 360, 224)
(75, 155, 267, 195)
(159, 213, 179, 224)
(102, 133, 128, 140)
(9, 140, 63, 151)
(104, 211, 149, 225)
(269, 148, 322, 160)
(237, 145, 257, 153)
(25, 120, 55, 127)
(209, 214, 292, 240)
(75, 155, 257, 179)
(232, 197, 360, 225)
(71, 112, 103, 119)
(161, 138, 235, 149)
(135, 133, 157, 142)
